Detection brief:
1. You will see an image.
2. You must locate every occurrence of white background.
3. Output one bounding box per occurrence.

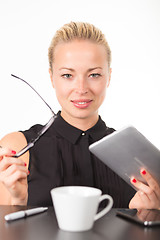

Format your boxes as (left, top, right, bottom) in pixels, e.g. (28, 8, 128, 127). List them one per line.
(0, 0, 160, 149)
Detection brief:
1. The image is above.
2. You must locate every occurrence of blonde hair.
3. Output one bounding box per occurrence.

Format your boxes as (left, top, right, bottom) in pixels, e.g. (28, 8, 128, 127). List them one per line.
(48, 21, 111, 70)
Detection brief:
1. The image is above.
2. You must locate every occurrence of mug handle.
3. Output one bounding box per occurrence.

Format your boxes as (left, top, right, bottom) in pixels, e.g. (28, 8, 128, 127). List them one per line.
(94, 195, 113, 221)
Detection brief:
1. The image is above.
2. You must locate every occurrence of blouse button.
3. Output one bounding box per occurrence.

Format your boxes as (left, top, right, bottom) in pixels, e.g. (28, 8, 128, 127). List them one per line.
(81, 132, 85, 136)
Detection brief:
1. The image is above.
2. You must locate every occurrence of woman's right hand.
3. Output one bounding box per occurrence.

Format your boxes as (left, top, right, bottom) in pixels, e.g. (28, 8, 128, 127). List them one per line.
(0, 146, 29, 205)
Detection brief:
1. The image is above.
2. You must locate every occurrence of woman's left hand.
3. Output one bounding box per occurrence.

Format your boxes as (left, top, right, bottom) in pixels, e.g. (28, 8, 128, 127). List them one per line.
(129, 169, 160, 209)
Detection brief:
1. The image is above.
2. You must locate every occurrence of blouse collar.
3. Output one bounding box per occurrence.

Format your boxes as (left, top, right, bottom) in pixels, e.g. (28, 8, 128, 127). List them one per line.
(53, 111, 108, 144)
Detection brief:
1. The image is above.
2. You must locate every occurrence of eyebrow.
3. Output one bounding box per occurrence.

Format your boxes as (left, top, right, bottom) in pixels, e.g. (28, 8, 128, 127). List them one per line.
(88, 67, 102, 72)
(59, 67, 75, 71)
(59, 67, 102, 72)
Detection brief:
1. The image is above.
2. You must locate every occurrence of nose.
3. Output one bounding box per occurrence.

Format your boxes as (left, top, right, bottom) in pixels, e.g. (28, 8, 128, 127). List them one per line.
(75, 77, 88, 95)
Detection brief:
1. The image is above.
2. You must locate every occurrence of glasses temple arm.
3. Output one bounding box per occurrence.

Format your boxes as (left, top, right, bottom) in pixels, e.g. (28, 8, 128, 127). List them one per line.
(11, 74, 55, 115)
(13, 115, 56, 158)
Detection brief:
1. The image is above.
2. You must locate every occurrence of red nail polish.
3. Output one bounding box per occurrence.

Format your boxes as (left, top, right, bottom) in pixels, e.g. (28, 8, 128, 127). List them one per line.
(28, 170, 30, 175)
(11, 150, 16, 154)
(141, 170, 146, 175)
(132, 178, 137, 183)
(24, 162, 27, 166)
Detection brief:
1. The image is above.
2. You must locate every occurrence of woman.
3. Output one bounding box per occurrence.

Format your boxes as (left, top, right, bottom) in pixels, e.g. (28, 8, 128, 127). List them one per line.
(0, 22, 160, 209)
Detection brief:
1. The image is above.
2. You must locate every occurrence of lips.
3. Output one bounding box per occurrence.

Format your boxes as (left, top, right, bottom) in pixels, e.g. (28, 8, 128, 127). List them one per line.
(71, 99, 92, 109)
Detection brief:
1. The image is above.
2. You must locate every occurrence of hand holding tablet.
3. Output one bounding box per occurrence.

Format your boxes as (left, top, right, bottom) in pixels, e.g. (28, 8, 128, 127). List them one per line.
(89, 125, 160, 188)
(89, 126, 160, 209)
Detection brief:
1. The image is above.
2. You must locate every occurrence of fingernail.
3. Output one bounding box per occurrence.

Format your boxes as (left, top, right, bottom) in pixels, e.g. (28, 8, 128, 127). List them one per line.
(11, 150, 16, 154)
(141, 170, 146, 175)
(28, 170, 30, 175)
(132, 178, 137, 183)
(24, 162, 27, 166)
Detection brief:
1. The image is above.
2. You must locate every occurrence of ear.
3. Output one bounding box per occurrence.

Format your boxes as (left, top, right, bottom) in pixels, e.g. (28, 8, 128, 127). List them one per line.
(107, 68, 112, 88)
(49, 68, 55, 88)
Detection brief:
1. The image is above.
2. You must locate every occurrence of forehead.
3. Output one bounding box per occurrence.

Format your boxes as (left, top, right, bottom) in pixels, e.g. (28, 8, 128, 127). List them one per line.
(53, 39, 108, 68)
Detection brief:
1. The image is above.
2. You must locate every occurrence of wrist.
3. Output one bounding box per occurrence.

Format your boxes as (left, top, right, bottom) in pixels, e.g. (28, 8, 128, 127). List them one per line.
(11, 195, 28, 206)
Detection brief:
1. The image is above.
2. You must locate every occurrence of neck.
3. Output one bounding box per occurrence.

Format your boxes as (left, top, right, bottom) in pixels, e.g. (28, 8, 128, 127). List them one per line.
(60, 112, 99, 131)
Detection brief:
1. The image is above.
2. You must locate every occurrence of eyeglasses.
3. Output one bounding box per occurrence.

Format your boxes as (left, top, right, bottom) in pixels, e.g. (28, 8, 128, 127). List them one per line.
(11, 74, 57, 158)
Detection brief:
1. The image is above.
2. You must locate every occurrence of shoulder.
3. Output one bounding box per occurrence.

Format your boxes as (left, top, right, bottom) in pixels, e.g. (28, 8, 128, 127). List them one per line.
(22, 122, 56, 143)
(0, 131, 27, 150)
(22, 124, 43, 140)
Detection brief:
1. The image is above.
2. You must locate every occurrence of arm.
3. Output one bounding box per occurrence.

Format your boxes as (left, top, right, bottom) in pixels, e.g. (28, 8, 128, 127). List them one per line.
(0, 132, 29, 205)
(129, 169, 160, 209)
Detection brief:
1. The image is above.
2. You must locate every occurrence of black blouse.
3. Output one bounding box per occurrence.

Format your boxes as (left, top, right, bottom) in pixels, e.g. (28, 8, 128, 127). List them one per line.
(22, 112, 135, 207)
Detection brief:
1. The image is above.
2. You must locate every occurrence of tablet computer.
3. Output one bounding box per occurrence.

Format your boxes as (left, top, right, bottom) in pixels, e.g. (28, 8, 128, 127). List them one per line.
(89, 126, 160, 189)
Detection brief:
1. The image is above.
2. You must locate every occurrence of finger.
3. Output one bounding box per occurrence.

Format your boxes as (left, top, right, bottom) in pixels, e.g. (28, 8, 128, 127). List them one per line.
(0, 146, 17, 158)
(3, 163, 28, 178)
(0, 162, 28, 181)
(129, 190, 153, 209)
(131, 177, 159, 208)
(0, 157, 27, 171)
(140, 169, 160, 199)
(1, 164, 28, 187)
(5, 170, 28, 189)
(131, 177, 149, 192)
(129, 191, 143, 209)
(138, 191, 150, 208)
(131, 176, 158, 197)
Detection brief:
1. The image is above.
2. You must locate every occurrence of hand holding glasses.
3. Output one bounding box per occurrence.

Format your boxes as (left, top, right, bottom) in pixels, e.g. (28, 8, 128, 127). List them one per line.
(11, 74, 57, 158)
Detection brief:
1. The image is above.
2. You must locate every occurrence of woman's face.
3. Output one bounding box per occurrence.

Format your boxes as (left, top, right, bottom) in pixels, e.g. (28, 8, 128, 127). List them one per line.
(49, 39, 111, 129)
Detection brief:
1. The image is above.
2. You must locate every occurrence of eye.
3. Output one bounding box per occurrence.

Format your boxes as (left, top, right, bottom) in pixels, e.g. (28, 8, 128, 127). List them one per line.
(89, 73, 102, 78)
(61, 74, 72, 79)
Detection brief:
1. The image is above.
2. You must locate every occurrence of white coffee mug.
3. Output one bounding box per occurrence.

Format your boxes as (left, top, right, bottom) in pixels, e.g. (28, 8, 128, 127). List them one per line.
(51, 186, 113, 232)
